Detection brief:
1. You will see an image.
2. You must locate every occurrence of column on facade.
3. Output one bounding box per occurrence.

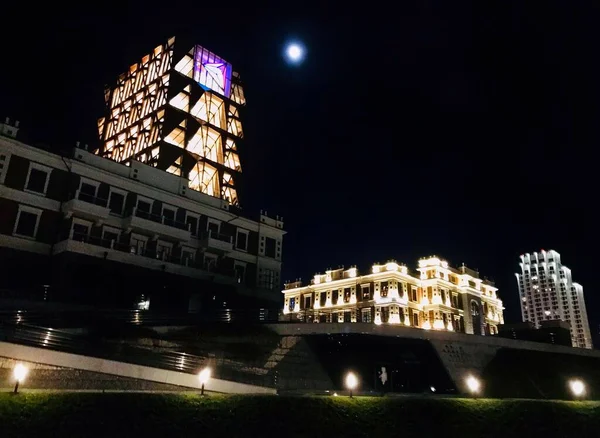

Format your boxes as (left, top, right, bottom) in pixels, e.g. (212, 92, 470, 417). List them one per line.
(283, 297, 290, 314)
(374, 282, 381, 301)
(433, 310, 445, 329)
(293, 295, 300, 313)
(374, 306, 382, 325)
(402, 307, 410, 326)
(389, 304, 400, 324)
(389, 280, 400, 301)
(422, 308, 432, 329)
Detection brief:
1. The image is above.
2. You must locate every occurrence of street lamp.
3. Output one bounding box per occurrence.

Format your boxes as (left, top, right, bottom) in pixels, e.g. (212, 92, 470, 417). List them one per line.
(345, 372, 358, 398)
(198, 367, 211, 396)
(465, 375, 481, 396)
(13, 363, 28, 394)
(568, 379, 585, 398)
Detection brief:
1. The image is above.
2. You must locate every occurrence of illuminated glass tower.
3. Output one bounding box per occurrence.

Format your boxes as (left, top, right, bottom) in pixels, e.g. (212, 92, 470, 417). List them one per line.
(516, 250, 592, 349)
(96, 37, 245, 205)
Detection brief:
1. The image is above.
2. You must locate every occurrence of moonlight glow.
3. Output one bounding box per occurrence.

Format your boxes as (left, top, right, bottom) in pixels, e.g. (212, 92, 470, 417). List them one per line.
(284, 42, 305, 65)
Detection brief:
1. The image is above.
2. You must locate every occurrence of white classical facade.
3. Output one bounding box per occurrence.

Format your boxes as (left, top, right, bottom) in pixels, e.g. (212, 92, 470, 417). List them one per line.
(282, 257, 504, 336)
(516, 250, 592, 349)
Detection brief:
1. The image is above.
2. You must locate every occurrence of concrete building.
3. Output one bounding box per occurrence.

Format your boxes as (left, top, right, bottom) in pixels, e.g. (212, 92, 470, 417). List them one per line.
(0, 39, 285, 312)
(516, 250, 592, 349)
(282, 256, 504, 336)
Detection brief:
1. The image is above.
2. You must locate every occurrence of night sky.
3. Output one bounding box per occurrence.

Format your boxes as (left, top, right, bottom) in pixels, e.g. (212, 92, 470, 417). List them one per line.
(1, 2, 597, 341)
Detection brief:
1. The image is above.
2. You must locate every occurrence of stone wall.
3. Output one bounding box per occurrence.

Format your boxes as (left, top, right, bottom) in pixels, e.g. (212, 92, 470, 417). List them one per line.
(0, 342, 276, 394)
(1, 357, 189, 391)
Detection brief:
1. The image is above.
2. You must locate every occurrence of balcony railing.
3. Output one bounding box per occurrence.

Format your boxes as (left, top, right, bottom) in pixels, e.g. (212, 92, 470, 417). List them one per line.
(71, 232, 130, 252)
(61, 190, 111, 221)
(76, 190, 108, 207)
(67, 232, 233, 278)
(131, 208, 189, 231)
(123, 207, 191, 242)
(202, 230, 233, 243)
(200, 230, 234, 254)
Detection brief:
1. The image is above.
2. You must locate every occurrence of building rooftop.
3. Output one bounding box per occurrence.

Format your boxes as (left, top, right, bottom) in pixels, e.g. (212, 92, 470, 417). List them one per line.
(285, 256, 496, 289)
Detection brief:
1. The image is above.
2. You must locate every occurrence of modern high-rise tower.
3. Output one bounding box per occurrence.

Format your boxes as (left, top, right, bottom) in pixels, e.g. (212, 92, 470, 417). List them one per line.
(96, 37, 245, 206)
(516, 250, 592, 349)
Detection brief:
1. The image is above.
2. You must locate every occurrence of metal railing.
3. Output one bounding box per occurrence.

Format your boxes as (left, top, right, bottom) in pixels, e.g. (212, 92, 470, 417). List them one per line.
(75, 190, 109, 207)
(67, 232, 230, 274)
(202, 230, 233, 244)
(0, 311, 283, 388)
(71, 232, 130, 251)
(0, 308, 280, 328)
(129, 207, 190, 231)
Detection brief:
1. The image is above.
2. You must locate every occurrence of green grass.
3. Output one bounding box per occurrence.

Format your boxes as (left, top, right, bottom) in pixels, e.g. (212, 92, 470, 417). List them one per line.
(1, 393, 599, 437)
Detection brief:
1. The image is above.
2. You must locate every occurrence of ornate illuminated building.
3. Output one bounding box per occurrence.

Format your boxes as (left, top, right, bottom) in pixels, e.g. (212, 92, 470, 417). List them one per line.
(96, 37, 245, 205)
(282, 257, 504, 335)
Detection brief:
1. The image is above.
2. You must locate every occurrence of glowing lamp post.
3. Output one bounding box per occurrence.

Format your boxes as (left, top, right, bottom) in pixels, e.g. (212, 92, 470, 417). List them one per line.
(13, 363, 28, 394)
(345, 372, 358, 398)
(198, 367, 211, 396)
(465, 375, 481, 396)
(568, 379, 585, 399)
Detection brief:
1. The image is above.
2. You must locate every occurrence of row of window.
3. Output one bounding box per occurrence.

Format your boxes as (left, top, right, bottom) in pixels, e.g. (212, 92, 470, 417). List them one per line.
(13, 159, 285, 257)
(424, 269, 494, 293)
(301, 308, 501, 334)
(303, 283, 497, 311)
(21, 210, 248, 285)
(78, 179, 253, 250)
(10, 202, 283, 291)
(73, 218, 251, 282)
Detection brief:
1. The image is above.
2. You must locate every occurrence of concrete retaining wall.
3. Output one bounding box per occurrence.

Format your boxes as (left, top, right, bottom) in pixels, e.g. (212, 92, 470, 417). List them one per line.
(268, 323, 600, 394)
(0, 341, 275, 394)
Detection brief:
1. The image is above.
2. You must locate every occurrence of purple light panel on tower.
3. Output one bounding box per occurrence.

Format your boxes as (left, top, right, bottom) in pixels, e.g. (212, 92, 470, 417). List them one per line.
(193, 45, 232, 98)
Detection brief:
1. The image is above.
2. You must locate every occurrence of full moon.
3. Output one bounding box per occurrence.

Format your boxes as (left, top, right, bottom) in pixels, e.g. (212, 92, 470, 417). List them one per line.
(284, 42, 305, 65)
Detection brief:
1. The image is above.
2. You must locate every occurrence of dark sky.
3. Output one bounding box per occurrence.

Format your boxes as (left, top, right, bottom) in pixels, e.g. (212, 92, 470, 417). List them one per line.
(1, 1, 598, 339)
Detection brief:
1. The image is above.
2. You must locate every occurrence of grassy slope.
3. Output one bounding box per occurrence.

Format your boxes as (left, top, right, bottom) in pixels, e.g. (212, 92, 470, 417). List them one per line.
(1, 394, 599, 437)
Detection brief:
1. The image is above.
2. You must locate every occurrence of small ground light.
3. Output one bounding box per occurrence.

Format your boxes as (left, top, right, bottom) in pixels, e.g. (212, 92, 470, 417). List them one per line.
(466, 375, 481, 395)
(569, 379, 585, 398)
(13, 363, 28, 394)
(198, 367, 211, 396)
(430, 386, 436, 393)
(346, 372, 358, 398)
